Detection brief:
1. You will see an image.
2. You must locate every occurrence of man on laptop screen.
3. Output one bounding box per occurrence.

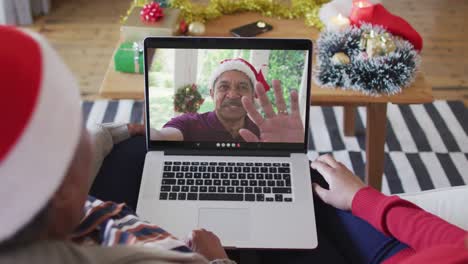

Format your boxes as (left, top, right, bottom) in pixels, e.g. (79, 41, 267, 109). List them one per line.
(147, 52, 305, 144)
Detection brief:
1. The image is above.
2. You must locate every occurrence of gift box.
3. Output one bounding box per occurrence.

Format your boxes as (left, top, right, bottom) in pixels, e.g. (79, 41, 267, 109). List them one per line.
(121, 7, 180, 42)
(114, 42, 144, 74)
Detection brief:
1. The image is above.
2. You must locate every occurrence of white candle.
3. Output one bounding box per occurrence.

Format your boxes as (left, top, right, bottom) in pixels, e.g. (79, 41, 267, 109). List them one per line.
(328, 13, 350, 31)
(355, 1, 372, 8)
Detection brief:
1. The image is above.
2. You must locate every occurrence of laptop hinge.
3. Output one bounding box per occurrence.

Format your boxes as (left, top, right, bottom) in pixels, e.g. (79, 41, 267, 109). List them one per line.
(164, 149, 291, 157)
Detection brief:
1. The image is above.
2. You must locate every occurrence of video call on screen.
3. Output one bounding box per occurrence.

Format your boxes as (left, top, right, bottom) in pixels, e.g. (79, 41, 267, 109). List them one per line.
(147, 48, 309, 145)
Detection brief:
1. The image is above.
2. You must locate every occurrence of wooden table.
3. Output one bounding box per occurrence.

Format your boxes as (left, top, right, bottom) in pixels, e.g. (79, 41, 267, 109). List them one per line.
(100, 13, 433, 190)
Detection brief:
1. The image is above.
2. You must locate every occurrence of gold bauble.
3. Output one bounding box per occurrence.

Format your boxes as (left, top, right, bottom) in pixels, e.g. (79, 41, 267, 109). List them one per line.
(188, 22, 206, 36)
(331, 52, 350, 65)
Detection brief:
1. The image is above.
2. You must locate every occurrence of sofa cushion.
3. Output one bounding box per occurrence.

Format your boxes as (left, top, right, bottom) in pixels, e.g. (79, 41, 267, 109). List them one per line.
(398, 186, 468, 230)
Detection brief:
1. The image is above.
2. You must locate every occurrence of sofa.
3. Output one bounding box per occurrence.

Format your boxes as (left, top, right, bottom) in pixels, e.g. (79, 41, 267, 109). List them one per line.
(398, 185, 468, 230)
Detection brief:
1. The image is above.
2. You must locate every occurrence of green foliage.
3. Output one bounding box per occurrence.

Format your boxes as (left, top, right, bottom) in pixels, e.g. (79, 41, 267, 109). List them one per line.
(266, 50, 306, 111)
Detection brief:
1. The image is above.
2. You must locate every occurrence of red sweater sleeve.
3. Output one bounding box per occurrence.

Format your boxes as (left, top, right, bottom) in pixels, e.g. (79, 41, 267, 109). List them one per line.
(351, 187, 467, 251)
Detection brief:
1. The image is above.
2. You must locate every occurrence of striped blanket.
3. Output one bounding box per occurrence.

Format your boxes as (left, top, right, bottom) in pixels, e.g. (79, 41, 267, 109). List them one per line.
(72, 196, 191, 252)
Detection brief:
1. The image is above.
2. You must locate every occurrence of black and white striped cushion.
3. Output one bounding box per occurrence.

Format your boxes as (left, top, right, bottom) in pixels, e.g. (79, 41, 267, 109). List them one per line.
(82, 100, 467, 195)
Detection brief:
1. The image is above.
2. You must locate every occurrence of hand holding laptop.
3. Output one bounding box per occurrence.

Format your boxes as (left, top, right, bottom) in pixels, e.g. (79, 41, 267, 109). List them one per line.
(240, 79, 304, 143)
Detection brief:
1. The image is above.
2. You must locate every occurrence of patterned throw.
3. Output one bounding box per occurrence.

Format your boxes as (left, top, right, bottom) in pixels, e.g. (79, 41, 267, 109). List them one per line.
(72, 196, 191, 252)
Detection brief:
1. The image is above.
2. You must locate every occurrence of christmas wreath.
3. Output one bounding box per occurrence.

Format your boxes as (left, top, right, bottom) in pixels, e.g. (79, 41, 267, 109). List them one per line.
(173, 84, 205, 113)
(314, 24, 421, 95)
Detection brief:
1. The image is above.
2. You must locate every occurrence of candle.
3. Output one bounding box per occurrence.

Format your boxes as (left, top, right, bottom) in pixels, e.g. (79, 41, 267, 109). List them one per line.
(355, 1, 372, 8)
(328, 13, 350, 31)
(350, 0, 374, 25)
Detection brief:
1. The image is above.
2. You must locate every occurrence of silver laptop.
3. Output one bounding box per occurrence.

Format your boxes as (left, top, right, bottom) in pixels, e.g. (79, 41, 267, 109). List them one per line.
(137, 37, 317, 249)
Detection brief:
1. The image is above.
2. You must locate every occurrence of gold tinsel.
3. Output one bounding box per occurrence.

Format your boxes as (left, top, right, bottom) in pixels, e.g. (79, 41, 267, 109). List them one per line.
(122, 0, 328, 28)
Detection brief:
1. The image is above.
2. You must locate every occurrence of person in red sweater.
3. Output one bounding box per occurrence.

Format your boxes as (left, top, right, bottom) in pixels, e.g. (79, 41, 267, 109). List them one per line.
(310, 154, 468, 264)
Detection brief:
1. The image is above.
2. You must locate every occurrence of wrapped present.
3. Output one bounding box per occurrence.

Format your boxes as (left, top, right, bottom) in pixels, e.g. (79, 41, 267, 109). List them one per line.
(360, 29, 396, 58)
(114, 42, 143, 74)
(121, 7, 180, 42)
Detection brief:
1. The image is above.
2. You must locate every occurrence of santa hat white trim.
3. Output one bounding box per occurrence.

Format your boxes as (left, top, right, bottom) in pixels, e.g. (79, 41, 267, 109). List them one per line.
(208, 60, 257, 91)
(0, 29, 82, 242)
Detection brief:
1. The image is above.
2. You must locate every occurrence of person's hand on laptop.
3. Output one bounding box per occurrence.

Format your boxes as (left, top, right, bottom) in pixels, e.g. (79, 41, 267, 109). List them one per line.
(311, 154, 367, 211)
(240, 80, 304, 143)
(188, 229, 229, 261)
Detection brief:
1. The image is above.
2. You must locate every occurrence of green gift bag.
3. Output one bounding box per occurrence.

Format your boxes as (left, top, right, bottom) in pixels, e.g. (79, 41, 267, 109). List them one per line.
(114, 42, 143, 74)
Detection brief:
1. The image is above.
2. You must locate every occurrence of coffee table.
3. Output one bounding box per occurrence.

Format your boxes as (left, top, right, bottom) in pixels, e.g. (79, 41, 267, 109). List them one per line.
(99, 13, 433, 190)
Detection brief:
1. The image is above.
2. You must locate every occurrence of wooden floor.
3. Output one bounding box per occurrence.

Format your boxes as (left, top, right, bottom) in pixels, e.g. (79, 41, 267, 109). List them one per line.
(27, 0, 468, 105)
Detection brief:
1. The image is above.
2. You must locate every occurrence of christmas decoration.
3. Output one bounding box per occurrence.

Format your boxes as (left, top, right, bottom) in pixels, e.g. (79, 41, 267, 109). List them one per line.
(121, 7, 181, 42)
(349, 3, 423, 51)
(188, 21, 206, 35)
(155, 0, 169, 8)
(169, 0, 326, 28)
(122, 0, 170, 23)
(173, 84, 205, 113)
(315, 24, 421, 95)
(140, 2, 164, 23)
(179, 20, 188, 34)
(114, 42, 144, 74)
(319, 0, 422, 51)
(319, 0, 380, 29)
(134, 0, 151, 6)
(331, 52, 350, 65)
(360, 29, 396, 58)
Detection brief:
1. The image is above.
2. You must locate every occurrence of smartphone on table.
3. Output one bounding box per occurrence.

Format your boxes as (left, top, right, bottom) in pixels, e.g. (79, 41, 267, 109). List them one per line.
(230, 20, 273, 37)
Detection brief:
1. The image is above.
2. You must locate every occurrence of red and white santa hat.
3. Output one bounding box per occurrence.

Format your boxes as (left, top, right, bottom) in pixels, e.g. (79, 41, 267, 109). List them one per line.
(0, 26, 82, 242)
(208, 58, 271, 92)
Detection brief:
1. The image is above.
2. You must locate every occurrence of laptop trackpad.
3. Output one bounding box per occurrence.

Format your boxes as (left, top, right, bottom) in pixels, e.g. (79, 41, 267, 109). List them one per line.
(198, 208, 250, 242)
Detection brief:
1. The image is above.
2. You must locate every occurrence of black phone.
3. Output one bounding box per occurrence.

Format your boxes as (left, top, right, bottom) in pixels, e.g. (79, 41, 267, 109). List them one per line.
(230, 20, 273, 37)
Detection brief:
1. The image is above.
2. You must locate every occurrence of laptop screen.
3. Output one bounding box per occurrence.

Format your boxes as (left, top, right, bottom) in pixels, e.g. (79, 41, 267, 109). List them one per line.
(144, 38, 312, 153)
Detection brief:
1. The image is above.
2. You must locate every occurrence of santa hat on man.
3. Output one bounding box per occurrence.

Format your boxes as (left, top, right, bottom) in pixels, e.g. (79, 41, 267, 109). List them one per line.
(0, 26, 82, 242)
(208, 58, 270, 93)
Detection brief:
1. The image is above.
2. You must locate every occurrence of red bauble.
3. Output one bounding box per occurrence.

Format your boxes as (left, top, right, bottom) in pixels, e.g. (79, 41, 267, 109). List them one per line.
(140, 2, 164, 23)
(179, 20, 188, 34)
(350, 4, 423, 51)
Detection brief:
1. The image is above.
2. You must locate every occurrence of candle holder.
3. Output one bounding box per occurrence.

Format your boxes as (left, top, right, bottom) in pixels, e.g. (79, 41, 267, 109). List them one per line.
(350, 0, 374, 25)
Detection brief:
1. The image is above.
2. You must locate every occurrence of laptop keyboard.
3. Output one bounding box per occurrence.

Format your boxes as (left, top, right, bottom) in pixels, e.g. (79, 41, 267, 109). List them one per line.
(159, 161, 293, 202)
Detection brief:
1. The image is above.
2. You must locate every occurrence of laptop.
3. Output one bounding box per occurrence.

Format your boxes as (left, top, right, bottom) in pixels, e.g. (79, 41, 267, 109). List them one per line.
(136, 37, 317, 249)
